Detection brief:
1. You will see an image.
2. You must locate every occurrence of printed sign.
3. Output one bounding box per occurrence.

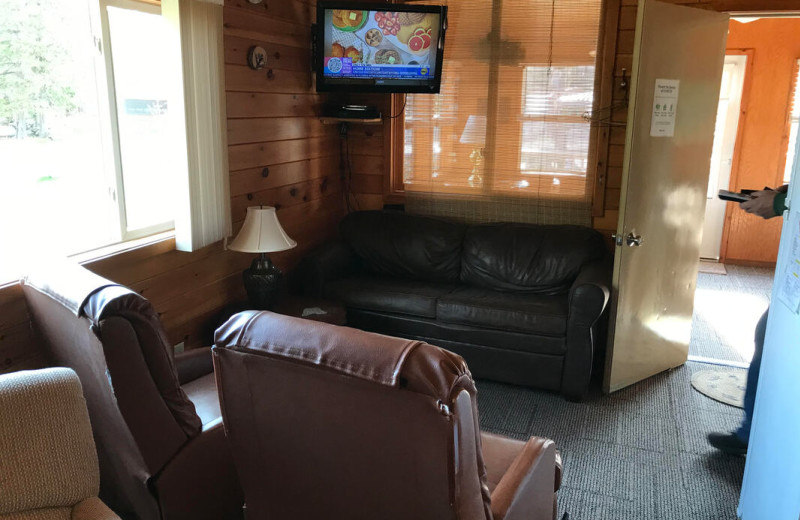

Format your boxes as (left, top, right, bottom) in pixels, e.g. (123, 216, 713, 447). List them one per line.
(777, 220, 800, 314)
(650, 79, 680, 137)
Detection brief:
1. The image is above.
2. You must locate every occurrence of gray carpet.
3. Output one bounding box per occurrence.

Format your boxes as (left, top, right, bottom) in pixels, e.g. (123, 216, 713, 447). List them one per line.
(473, 264, 771, 518)
(477, 363, 746, 519)
(690, 264, 773, 363)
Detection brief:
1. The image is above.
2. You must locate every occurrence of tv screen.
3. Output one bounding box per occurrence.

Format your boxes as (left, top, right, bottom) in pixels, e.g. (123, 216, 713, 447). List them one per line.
(315, 2, 447, 94)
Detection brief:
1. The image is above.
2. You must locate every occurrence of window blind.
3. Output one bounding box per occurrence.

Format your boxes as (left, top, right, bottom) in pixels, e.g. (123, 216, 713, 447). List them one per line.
(403, 0, 602, 224)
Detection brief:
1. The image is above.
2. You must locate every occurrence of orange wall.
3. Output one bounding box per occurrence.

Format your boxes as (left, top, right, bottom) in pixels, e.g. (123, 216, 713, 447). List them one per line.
(722, 18, 800, 264)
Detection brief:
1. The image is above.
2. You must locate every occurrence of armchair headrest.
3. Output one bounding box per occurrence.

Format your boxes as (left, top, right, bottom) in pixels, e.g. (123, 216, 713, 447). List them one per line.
(214, 311, 473, 399)
(22, 260, 154, 324)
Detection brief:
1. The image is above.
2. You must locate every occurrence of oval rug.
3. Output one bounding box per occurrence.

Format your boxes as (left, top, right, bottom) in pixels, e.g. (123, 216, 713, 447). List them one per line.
(691, 369, 746, 408)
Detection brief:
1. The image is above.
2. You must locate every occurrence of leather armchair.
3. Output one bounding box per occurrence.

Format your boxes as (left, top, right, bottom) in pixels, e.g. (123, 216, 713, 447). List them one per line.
(0, 367, 120, 520)
(213, 311, 562, 520)
(21, 262, 243, 520)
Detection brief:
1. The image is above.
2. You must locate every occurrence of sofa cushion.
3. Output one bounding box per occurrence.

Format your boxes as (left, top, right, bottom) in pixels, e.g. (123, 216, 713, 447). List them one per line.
(324, 275, 457, 319)
(437, 287, 568, 336)
(340, 211, 465, 283)
(461, 223, 606, 294)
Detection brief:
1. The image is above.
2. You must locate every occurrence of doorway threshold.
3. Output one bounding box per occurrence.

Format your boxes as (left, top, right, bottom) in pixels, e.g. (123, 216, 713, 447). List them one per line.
(688, 354, 749, 369)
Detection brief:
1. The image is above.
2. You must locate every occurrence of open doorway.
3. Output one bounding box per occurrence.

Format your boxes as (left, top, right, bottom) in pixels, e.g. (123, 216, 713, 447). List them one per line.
(701, 54, 748, 262)
(691, 17, 800, 370)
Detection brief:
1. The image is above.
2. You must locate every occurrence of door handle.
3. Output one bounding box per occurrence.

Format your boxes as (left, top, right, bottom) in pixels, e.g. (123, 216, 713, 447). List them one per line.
(612, 232, 644, 247)
(626, 232, 643, 247)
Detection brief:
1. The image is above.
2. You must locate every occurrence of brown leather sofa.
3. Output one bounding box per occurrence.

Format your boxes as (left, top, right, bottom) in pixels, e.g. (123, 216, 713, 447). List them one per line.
(213, 310, 563, 520)
(298, 210, 611, 400)
(21, 262, 243, 520)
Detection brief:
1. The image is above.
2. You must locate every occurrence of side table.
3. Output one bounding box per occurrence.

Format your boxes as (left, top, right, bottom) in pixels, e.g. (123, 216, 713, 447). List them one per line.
(216, 297, 347, 330)
(274, 296, 347, 326)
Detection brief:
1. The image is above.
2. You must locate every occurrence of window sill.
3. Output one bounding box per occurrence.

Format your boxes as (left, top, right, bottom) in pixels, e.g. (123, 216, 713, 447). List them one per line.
(0, 230, 176, 290)
(70, 230, 175, 265)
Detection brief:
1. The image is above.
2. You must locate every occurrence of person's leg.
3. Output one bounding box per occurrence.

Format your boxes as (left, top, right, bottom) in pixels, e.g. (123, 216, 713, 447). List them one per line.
(707, 306, 769, 455)
(734, 307, 769, 443)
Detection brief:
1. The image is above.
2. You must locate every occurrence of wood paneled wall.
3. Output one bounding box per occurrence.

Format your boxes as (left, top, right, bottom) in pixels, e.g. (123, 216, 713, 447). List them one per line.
(342, 94, 392, 211)
(0, 0, 343, 375)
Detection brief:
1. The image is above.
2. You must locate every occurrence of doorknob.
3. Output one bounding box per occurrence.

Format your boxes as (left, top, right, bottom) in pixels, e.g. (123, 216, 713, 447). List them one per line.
(626, 232, 643, 247)
(611, 232, 643, 247)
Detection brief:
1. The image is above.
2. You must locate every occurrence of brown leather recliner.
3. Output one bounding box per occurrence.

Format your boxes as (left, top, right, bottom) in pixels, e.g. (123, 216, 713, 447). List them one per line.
(21, 262, 243, 520)
(213, 311, 562, 520)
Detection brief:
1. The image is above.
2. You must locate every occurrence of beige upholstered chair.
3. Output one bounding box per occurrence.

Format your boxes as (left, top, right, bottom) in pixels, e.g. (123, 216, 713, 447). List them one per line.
(0, 367, 120, 520)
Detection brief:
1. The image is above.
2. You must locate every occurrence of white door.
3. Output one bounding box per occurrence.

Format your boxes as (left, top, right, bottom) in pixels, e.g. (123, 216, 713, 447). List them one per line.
(603, 0, 729, 393)
(700, 55, 747, 260)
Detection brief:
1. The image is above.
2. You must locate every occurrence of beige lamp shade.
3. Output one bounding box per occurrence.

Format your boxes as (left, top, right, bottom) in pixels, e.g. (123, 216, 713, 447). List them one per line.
(228, 206, 297, 253)
(459, 115, 487, 145)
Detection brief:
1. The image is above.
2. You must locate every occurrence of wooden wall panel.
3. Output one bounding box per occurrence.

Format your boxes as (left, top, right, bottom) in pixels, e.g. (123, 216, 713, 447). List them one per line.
(0, 0, 344, 374)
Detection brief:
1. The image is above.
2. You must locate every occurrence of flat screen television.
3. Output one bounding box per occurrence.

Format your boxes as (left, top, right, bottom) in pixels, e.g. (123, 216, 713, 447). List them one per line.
(315, 2, 448, 94)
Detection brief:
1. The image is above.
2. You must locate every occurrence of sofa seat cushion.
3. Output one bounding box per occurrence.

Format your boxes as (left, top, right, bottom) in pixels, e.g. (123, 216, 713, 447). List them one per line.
(324, 275, 457, 319)
(437, 287, 568, 336)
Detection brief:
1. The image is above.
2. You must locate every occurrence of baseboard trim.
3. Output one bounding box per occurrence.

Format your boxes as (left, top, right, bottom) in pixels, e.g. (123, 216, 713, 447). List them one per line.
(687, 355, 749, 369)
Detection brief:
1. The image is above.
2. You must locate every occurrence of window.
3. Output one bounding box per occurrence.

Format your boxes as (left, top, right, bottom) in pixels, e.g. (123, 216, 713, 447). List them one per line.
(0, 0, 174, 281)
(400, 0, 602, 207)
(783, 59, 800, 184)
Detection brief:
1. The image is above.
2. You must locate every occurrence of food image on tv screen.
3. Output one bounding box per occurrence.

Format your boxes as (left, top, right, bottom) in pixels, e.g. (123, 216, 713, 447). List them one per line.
(322, 9, 440, 83)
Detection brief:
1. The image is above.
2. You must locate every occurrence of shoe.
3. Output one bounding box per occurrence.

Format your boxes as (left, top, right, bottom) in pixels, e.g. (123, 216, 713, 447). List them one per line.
(707, 432, 748, 455)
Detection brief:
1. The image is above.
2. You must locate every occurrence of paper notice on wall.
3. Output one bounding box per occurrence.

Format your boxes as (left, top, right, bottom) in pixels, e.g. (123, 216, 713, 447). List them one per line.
(777, 225, 800, 314)
(650, 79, 680, 137)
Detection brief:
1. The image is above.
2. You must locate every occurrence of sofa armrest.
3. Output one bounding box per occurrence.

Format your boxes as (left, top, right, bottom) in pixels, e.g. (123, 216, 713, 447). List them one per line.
(294, 240, 360, 296)
(72, 497, 121, 520)
(567, 257, 611, 328)
(175, 347, 213, 385)
(490, 436, 560, 520)
(562, 257, 612, 401)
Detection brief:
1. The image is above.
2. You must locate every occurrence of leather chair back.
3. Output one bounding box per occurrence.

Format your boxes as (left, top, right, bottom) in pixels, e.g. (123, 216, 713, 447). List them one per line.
(21, 262, 201, 520)
(214, 311, 494, 520)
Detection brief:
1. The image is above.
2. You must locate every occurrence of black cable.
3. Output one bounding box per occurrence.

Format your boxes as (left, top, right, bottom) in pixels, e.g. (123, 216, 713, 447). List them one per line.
(342, 126, 359, 212)
(386, 94, 408, 119)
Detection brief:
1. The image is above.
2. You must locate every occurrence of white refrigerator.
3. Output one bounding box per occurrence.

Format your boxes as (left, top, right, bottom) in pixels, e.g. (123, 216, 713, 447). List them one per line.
(738, 151, 800, 517)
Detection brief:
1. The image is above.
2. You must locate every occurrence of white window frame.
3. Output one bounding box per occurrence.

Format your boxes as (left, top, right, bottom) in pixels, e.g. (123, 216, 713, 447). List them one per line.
(95, 0, 175, 242)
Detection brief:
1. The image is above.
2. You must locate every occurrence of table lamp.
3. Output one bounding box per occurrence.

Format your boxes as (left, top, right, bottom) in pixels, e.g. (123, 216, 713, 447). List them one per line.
(459, 115, 486, 188)
(228, 206, 297, 310)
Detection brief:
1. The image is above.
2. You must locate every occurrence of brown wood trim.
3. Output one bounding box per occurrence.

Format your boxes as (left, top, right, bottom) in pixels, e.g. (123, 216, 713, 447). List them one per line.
(591, 0, 623, 217)
(709, 0, 800, 13)
(386, 93, 407, 204)
(722, 258, 777, 268)
(719, 48, 755, 263)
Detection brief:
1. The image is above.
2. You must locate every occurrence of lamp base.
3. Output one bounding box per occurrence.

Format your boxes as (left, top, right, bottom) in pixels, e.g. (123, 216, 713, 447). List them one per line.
(242, 255, 283, 310)
(468, 147, 484, 187)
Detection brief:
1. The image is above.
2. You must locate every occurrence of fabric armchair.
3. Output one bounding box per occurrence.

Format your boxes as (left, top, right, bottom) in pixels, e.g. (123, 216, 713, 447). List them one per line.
(0, 367, 120, 520)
